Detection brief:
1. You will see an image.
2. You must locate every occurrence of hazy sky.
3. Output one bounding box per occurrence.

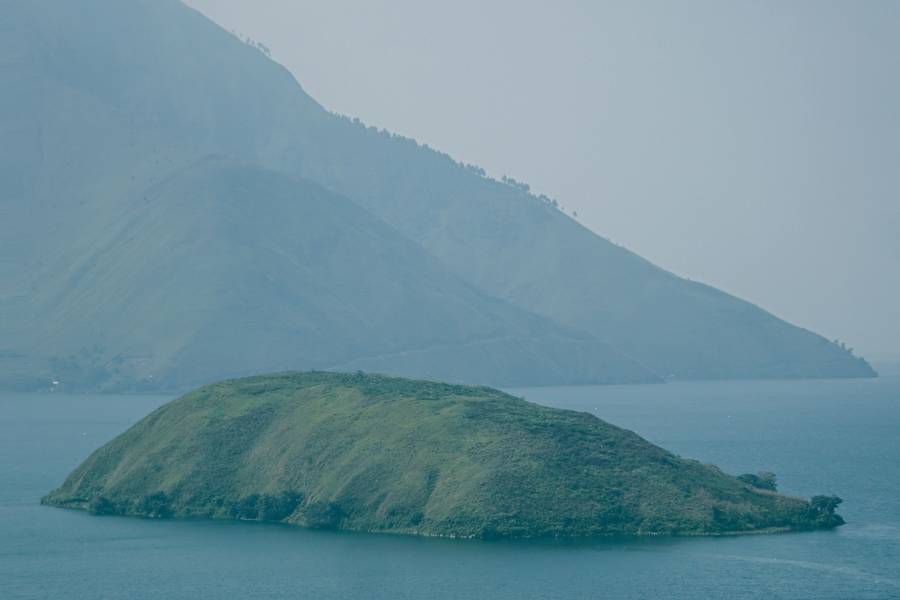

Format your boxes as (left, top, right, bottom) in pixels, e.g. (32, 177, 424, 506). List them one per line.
(185, 0, 899, 362)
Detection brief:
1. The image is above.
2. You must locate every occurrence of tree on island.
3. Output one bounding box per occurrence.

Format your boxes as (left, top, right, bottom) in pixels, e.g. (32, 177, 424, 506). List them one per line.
(738, 471, 778, 491)
(810, 495, 843, 515)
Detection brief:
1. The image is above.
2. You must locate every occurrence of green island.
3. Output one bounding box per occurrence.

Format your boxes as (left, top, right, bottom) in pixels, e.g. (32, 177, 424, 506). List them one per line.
(43, 372, 844, 539)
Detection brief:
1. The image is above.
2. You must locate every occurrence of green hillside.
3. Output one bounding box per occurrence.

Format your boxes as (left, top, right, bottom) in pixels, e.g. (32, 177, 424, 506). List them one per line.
(44, 372, 845, 538)
(0, 1, 651, 391)
(0, 0, 875, 388)
(0, 155, 649, 391)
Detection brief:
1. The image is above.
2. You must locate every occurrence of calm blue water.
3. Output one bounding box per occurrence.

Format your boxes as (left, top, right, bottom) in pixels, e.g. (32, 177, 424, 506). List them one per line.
(1, 377, 898, 599)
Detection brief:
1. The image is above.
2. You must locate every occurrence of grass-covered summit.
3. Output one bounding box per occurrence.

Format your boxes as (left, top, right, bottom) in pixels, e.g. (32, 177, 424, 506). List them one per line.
(43, 372, 844, 538)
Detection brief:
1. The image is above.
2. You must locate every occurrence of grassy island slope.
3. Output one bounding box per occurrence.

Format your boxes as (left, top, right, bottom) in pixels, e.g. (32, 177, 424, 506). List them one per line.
(44, 372, 843, 538)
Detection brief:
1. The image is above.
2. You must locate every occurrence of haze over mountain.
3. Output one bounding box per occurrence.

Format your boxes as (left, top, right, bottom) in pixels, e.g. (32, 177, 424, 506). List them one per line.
(185, 0, 900, 365)
(0, 0, 874, 391)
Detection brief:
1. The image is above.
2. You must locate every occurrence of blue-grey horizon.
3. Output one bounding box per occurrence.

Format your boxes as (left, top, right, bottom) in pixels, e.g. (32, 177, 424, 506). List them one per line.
(185, 0, 900, 362)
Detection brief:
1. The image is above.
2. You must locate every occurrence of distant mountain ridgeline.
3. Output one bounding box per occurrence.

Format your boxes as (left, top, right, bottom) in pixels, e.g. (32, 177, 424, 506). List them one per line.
(0, 0, 874, 391)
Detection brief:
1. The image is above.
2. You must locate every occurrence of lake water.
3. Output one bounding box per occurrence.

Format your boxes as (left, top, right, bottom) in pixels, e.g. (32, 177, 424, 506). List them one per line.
(1, 377, 898, 599)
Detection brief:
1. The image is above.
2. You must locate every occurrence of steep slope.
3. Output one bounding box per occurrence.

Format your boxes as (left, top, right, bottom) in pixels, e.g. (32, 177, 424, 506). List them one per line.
(0, 1, 652, 390)
(2, 0, 874, 385)
(270, 81, 876, 382)
(2, 156, 651, 390)
(291, 147, 876, 380)
(201, 0, 875, 378)
(43, 372, 845, 538)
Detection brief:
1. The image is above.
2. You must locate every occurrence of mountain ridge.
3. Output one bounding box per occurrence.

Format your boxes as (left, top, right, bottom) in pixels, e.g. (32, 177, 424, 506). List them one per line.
(1, 152, 652, 390)
(0, 0, 875, 390)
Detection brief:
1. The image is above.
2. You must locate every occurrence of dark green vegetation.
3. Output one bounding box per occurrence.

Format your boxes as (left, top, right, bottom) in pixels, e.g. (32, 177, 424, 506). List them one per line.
(43, 372, 844, 538)
(738, 471, 778, 491)
(0, 0, 874, 391)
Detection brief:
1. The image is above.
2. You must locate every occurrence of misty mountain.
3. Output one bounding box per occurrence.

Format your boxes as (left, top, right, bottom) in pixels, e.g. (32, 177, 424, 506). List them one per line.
(0, 0, 651, 390)
(0, 0, 874, 390)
